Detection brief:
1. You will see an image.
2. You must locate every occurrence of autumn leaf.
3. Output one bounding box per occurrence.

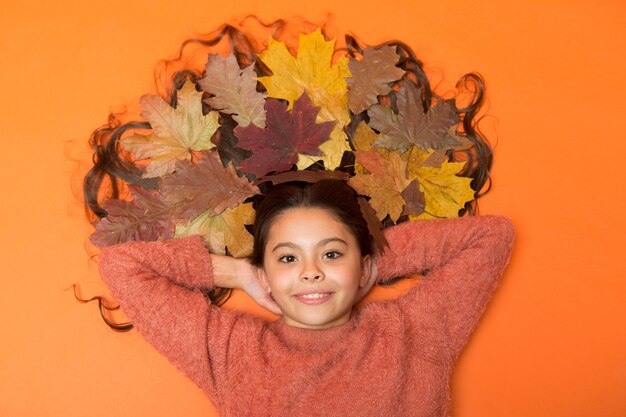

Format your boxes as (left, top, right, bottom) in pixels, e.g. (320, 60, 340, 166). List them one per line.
(160, 152, 259, 219)
(357, 197, 389, 253)
(89, 186, 180, 248)
(351, 121, 382, 151)
(235, 93, 334, 177)
(348, 150, 411, 222)
(120, 80, 219, 178)
(368, 80, 461, 153)
(175, 203, 255, 257)
(257, 29, 350, 122)
(347, 45, 405, 114)
(255, 169, 349, 186)
(406, 148, 475, 220)
(320, 128, 351, 170)
(199, 54, 266, 128)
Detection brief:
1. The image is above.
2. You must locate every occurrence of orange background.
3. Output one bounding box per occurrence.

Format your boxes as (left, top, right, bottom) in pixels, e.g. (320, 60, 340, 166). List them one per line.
(1, 0, 625, 416)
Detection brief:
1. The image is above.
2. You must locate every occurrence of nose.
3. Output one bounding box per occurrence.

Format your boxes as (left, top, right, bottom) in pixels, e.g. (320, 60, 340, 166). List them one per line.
(299, 260, 324, 282)
(301, 272, 323, 281)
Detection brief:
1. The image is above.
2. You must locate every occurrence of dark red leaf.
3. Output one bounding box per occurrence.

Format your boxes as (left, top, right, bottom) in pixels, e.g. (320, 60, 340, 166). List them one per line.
(235, 93, 335, 177)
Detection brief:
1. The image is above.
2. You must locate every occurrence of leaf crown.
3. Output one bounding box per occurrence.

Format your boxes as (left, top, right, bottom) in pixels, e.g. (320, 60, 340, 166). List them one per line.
(86, 23, 491, 258)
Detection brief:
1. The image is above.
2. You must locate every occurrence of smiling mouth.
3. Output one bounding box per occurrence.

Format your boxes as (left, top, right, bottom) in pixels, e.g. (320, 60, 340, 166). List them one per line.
(293, 292, 333, 305)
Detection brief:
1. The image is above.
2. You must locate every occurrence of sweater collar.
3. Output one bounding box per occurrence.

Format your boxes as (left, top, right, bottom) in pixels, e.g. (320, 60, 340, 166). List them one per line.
(270, 314, 356, 352)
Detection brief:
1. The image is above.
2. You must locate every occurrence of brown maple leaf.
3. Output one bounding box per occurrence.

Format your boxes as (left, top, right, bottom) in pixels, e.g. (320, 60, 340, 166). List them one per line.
(160, 151, 260, 219)
(420, 128, 474, 167)
(347, 45, 405, 114)
(348, 150, 411, 222)
(368, 80, 461, 152)
(89, 186, 180, 248)
(235, 93, 335, 177)
(357, 197, 389, 253)
(199, 54, 266, 128)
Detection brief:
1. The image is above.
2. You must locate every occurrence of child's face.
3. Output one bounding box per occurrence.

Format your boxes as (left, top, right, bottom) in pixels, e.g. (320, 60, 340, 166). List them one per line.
(258, 207, 371, 329)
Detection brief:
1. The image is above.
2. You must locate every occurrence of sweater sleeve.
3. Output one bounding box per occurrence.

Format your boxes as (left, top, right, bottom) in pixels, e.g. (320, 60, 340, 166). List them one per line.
(376, 215, 514, 360)
(97, 235, 241, 399)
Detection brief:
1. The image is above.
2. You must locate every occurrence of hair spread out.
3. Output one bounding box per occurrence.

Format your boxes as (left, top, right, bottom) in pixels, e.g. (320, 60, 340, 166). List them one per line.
(80, 16, 493, 331)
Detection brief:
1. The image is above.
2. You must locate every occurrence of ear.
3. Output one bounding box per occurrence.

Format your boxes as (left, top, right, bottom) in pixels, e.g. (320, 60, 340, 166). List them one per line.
(359, 254, 372, 288)
(257, 267, 272, 295)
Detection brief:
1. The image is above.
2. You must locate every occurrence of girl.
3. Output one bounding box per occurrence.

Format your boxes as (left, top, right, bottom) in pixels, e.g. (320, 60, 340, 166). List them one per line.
(84, 18, 513, 415)
(98, 179, 514, 417)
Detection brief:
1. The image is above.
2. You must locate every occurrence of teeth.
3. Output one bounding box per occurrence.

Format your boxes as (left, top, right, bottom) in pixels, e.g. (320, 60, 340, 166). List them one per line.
(300, 293, 328, 299)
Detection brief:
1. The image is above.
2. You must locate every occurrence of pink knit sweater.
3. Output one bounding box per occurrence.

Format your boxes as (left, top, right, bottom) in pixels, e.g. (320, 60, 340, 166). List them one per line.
(99, 215, 514, 417)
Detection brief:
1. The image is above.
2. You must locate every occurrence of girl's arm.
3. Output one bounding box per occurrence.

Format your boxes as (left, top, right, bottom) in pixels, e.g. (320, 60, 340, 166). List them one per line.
(97, 236, 259, 400)
(376, 215, 514, 359)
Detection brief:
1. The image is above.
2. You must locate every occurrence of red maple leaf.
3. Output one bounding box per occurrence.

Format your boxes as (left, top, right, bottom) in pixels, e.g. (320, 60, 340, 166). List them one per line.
(234, 93, 335, 177)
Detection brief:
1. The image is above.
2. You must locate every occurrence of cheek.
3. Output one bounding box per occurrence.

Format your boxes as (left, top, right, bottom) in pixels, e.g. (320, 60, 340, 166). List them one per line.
(328, 262, 363, 287)
(346, 262, 366, 288)
(265, 267, 292, 292)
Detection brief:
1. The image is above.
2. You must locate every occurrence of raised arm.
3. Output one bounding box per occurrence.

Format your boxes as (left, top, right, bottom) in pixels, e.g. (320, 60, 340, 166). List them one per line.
(98, 236, 246, 399)
(376, 215, 515, 359)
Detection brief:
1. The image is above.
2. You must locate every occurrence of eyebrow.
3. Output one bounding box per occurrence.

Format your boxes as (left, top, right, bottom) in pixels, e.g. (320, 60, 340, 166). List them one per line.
(271, 237, 348, 253)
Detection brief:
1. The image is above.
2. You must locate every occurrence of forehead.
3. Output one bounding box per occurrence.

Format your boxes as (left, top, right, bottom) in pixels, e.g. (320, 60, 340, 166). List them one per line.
(267, 207, 355, 244)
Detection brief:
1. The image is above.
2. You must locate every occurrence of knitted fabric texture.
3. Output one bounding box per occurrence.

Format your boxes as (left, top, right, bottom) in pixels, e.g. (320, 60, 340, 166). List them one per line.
(98, 215, 514, 417)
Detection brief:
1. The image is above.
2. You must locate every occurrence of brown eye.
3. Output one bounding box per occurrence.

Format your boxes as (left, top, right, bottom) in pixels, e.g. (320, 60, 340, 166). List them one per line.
(279, 255, 296, 263)
(323, 251, 342, 260)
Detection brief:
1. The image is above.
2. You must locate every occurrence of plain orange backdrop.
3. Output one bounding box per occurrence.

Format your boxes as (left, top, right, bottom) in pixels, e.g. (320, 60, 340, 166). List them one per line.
(1, 0, 625, 416)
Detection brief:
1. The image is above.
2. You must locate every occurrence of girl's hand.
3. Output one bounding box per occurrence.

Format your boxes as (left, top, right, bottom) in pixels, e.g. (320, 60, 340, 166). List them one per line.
(211, 254, 282, 315)
(238, 260, 283, 315)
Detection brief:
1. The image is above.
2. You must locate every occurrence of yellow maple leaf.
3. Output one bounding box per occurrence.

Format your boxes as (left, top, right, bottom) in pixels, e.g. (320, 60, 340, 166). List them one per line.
(320, 127, 351, 169)
(258, 29, 351, 170)
(351, 121, 381, 151)
(406, 147, 475, 220)
(257, 29, 350, 118)
(174, 203, 255, 257)
(296, 126, 351, 170)
(121, 80, 219, 178)
(348, 150, 411, 222)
